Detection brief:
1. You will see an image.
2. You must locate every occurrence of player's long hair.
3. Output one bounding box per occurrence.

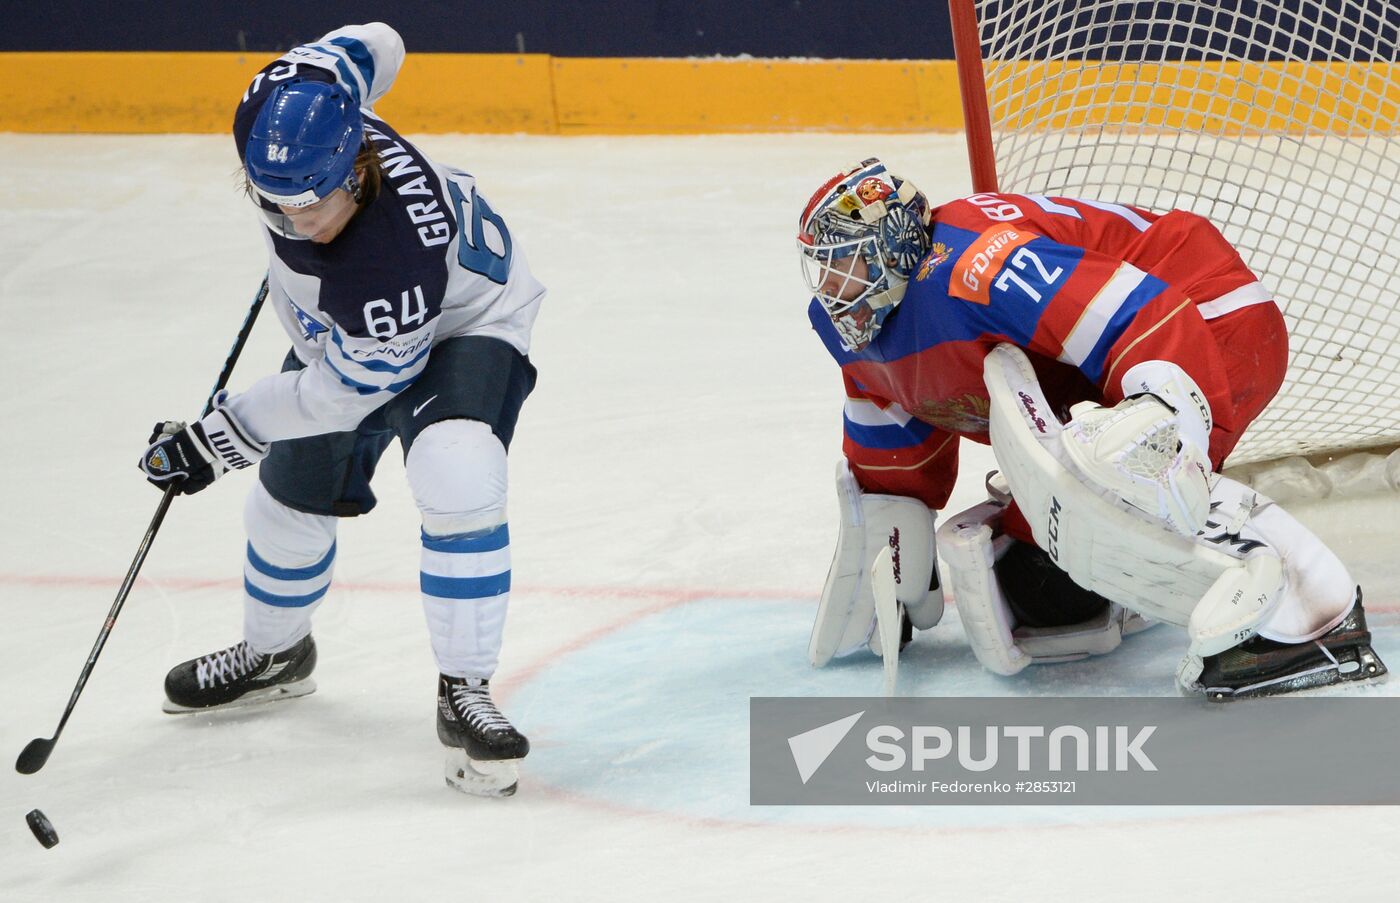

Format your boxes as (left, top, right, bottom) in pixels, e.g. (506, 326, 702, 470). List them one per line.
(348, 141, 384, 205)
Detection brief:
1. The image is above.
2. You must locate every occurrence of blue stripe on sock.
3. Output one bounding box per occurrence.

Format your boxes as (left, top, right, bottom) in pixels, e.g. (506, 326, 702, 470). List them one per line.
(246, 542, 336, 581)
(420, 524, 510, 553)
(244, 578, 331, 608)
(420, 571, 511, 600)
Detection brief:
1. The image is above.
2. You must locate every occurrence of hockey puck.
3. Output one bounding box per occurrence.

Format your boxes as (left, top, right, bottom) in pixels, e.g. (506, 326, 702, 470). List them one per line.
(25, 809, 58, 848)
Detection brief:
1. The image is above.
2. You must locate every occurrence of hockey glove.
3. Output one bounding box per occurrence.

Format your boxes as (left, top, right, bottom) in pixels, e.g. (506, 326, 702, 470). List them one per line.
(1060, 361, 1214, 537)
(139, 391, 267, 494)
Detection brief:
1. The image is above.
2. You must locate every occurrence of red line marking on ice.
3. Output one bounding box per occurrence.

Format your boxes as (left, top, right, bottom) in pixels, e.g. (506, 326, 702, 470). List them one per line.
(2, 570, 1395, 614)
(0, 571, 813, 603)
(500, 596, 694, 697)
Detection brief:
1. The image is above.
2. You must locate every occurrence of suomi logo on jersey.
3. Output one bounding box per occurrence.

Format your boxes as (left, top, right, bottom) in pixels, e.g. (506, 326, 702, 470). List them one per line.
(290, 301, 328, 341)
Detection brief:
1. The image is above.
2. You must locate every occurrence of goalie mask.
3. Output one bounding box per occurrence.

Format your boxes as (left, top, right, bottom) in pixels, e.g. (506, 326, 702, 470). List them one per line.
(798, 158, 932, 351)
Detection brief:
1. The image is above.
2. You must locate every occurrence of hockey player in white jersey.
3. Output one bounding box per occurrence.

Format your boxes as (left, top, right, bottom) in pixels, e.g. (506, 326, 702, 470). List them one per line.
(138, 23, 540, 795)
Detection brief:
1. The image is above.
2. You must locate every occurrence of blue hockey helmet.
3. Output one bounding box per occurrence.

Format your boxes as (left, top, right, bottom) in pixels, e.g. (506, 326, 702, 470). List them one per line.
(798, 158, 931, 351)
(244, 81, 364, 209)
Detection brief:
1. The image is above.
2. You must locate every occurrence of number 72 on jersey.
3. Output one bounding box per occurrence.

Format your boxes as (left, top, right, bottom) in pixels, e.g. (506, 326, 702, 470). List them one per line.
(951, 225, 1065, 306)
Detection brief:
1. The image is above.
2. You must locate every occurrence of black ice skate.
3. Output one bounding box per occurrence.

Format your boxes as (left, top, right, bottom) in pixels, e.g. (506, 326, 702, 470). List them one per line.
(1199, 591, 1387, 701)
(437, 675, 529, 797)
(162, 635, 317, 714)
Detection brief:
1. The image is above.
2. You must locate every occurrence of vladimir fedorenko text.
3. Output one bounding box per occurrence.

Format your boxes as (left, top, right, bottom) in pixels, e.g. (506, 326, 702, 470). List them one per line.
(865, 780, 1078, 794)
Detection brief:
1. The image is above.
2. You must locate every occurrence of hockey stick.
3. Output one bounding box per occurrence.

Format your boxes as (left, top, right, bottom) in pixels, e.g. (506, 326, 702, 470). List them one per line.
(872, 546, 901, 697)
(15, 277, 270, 776)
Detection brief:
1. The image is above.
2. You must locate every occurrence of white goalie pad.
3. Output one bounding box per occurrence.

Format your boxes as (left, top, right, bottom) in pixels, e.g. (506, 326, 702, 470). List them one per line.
(809, 460, 944, 666)
(937, 497, 1151, 676)
(982, 344, 1285, 657)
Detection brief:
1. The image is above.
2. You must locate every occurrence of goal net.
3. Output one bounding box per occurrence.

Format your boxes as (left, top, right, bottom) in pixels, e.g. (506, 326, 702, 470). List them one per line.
(949, 0, 1400, 497)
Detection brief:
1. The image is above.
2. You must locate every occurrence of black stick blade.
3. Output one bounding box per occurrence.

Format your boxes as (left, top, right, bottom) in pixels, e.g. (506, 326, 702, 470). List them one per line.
(15, 738, 54, 775)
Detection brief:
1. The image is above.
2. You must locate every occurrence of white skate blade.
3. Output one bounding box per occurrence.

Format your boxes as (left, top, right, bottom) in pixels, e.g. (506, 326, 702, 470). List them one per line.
(872, 545, 900, 698)
(160, 678, 317, 715)
(444, 748, 521, 798)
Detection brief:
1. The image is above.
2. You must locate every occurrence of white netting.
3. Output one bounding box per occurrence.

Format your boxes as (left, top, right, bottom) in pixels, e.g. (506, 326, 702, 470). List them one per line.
(970, 0, 1400, 468)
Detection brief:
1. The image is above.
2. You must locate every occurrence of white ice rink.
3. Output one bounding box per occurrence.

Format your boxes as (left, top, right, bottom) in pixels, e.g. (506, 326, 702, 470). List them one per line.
(2, 132, 1399, 901)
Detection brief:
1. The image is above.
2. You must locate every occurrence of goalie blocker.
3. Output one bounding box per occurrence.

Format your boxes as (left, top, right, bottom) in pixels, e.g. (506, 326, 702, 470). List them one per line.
(809, 461, 944, 666)
(980, 343, 1386, 699)
(809, 460, 1155, 676)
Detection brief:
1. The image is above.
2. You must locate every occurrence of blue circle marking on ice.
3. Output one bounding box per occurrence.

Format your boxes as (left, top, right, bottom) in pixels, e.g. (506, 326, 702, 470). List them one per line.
(510, 597, 1390, 828)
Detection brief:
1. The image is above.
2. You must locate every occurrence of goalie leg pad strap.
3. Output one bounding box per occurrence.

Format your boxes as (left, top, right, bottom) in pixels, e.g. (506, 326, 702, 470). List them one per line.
(1187, 475, 1356, 651)
(938, 501, 1027, 675)
(1230, 489, 1357, 643)
(809, 461, 943, 666)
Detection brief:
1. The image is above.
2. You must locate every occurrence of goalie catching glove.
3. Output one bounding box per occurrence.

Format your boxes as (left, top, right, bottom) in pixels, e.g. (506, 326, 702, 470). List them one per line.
(140, 391, 267, 494)
(1060, 360, 1214, 537)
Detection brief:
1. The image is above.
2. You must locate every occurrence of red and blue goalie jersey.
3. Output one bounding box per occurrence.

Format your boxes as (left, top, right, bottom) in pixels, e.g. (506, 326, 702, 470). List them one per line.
(808, 193, 1288, 510)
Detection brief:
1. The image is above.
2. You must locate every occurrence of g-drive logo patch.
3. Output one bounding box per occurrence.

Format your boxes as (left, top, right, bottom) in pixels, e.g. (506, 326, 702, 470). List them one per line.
(788, 712, 1157, 783)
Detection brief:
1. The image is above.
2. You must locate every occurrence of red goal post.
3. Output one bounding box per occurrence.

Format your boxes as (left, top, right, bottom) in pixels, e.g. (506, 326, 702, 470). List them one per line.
(947, 0, 1400, 498)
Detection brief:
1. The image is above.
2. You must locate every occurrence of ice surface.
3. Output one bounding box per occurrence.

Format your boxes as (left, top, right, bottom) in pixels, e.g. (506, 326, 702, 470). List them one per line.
(2, 133, 1398, 901)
